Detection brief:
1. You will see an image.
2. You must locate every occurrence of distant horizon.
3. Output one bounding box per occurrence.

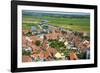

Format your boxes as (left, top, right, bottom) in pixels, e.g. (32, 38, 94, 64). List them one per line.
(22, 10, 90, 16)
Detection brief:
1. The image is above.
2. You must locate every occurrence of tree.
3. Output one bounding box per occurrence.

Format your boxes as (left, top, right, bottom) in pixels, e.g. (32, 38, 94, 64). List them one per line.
(48, 39, 66, 52)
(22, 49, 32, 56)
(35, 40, 41, 46)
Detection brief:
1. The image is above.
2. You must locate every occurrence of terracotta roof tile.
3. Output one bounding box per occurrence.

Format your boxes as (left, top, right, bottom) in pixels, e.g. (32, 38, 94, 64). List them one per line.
(69, 52, 78, 60)
(22, 55, 32, 62)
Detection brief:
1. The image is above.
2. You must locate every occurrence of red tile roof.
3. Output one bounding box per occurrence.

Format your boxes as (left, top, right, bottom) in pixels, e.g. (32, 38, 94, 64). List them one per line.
(22, 55, 32, 62)
(69, 52, 78, 60)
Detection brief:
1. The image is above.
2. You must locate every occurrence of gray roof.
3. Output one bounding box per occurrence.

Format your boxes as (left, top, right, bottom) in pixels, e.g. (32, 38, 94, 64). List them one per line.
(31, 26, 37, 31)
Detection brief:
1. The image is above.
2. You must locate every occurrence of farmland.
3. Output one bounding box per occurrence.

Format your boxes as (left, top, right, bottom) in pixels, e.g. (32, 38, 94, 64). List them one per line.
(22, 14, 90, 33)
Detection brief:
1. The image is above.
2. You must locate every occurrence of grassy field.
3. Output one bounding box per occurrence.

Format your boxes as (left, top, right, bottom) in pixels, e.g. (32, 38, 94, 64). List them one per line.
(22, 15, 90, 33)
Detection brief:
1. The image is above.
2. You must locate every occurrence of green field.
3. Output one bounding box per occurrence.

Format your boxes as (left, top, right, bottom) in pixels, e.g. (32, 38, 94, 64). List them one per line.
(22, 15, 90, 33)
